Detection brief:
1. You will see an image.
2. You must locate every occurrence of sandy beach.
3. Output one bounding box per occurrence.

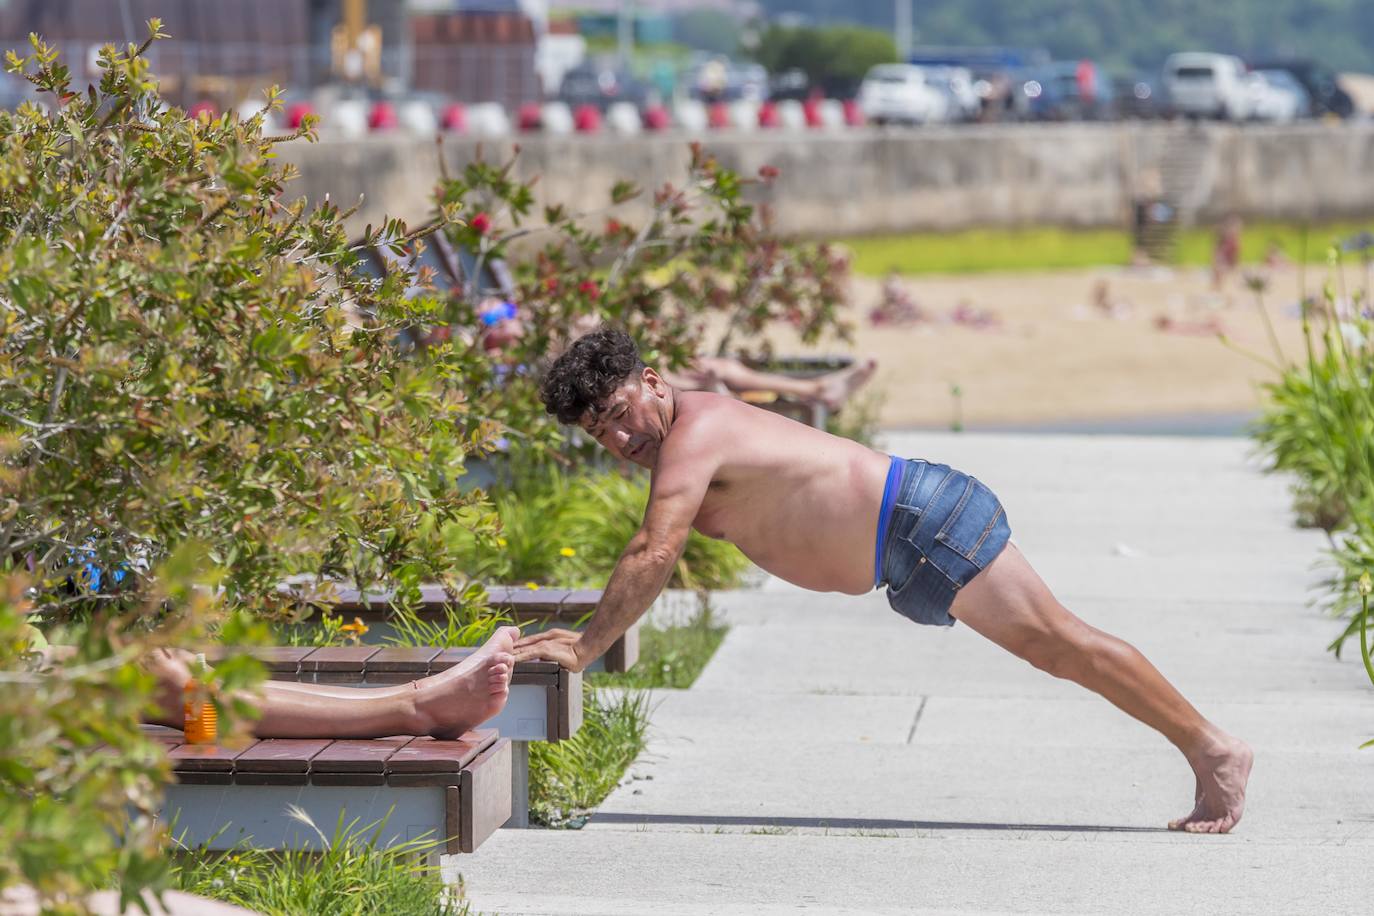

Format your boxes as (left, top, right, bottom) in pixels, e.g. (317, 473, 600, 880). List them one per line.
(748, 263, 1336, 430)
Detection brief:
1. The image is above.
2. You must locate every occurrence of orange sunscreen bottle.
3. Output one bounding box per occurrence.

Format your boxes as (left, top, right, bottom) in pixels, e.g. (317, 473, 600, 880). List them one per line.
(183, 653, 218, 744)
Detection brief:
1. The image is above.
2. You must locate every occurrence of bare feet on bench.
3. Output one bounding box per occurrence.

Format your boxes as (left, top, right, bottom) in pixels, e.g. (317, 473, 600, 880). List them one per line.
(815, 358, 877, 411)
(413, 626, 519, 740)
(1169, 732, 1253, 834)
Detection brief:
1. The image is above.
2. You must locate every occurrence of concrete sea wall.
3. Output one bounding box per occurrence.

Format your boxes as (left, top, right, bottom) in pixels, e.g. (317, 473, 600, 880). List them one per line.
(275, 123, 1374, 237)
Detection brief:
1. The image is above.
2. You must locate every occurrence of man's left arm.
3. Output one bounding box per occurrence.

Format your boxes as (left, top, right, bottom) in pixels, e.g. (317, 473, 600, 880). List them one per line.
(514, 438, 716, 671)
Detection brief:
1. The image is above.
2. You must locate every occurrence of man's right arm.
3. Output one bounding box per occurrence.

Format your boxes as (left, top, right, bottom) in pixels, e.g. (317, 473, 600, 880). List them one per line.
(514, 426, 717, 670)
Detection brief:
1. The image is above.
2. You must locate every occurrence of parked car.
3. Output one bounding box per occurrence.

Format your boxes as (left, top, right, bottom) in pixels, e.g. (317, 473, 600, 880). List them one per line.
(1162, 52, 1252, 120)
(924, 65, 981, 122)
(1013, 60, 1114, 121)
(858, 64, 948, 126)
(1247, 58, 1354, 119)
(1245, 69, 1311, 122)
(558, 63, 651, 112)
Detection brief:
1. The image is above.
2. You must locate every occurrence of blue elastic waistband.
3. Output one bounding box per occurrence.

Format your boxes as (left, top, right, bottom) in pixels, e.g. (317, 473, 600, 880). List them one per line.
(874, 455, 904, 588)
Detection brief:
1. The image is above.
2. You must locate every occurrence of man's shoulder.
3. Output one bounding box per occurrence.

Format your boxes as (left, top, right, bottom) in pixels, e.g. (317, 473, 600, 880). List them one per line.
(659, 392, 738, 459)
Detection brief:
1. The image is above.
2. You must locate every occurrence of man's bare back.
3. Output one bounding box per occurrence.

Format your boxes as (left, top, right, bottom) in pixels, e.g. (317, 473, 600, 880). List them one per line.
(671, 391, 890, 595)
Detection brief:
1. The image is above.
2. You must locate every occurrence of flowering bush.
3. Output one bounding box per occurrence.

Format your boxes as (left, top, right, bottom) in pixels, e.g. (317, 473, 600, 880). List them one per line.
(0, 26, 499, 908)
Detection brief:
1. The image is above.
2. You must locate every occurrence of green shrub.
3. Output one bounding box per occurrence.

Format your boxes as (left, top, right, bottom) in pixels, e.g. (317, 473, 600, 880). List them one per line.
(173, 808, 466, 916)
(1249, 267, 1374, 671)
(0, 26, 502, 908)
(459, 466, 752, 591)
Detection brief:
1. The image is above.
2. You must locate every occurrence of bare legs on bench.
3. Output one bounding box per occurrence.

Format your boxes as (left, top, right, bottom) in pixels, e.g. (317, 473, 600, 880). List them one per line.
(145, 627, 520, 741)
(950, 544, 1253, 834)
(663, 357, 878, 412)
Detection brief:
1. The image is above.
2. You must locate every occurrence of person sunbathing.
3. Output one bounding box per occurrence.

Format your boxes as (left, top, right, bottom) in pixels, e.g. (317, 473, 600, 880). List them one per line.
(660, 355, 877, 412)
(37, 626, 519, 741)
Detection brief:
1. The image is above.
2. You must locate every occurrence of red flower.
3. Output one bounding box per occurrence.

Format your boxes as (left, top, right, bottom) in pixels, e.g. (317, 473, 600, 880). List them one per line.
(579, 280, 600, 301)
(544, 277, 559, 293)
(605, 218, 623, 236)
(758, 165, 780, 181)
(470, 211, 491, 235)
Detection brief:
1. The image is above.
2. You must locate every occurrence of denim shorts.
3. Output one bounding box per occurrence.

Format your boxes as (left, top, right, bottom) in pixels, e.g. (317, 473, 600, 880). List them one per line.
(876, 457, 1012, 627)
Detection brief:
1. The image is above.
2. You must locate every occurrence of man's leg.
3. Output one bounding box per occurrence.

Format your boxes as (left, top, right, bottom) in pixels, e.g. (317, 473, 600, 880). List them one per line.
(146, 627, 518, 741)
(949, 544, 1253, 833)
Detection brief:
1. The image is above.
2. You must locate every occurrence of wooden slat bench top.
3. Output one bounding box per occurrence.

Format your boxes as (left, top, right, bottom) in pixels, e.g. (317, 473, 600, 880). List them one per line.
(150, 727, 511, 854)
(153, 728, 500, 787)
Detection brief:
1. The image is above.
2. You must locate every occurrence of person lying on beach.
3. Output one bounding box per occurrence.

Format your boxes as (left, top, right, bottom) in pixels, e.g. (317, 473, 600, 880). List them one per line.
(514, 326, 1253, 834)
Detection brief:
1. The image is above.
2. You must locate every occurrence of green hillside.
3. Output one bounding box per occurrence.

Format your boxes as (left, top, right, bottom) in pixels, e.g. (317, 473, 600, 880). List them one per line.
(754, 0, 1374, 74)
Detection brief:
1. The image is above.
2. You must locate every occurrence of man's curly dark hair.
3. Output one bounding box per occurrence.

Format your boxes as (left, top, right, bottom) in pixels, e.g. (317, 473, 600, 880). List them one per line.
(540, 326, 647, 424)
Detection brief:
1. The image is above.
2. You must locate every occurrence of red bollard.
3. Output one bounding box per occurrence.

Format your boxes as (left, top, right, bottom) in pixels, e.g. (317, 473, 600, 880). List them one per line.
(757, 100, 780, 128)
(368, 100, 398, 131)
(441, 103, 467, 132)
(802, 97, 824, 128)
(573, 104, 602, 133)
(842, 98, 865, 127)
(642, 105, 671, 131)
(517, 102, 542, 131)
(285, 101, 316, 129)
(707, 101, 731, 129)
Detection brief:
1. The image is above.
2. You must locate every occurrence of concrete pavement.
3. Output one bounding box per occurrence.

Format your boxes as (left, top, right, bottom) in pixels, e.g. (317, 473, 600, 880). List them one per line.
(450, 432, 1374, 914)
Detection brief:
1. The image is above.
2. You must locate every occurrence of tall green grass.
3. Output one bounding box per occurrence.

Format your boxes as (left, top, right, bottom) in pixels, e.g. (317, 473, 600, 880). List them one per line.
(528, 685, 653, 828)
(840, 221, 1373, 276)
(173, 809, 467, 915)
(1248, 256, 1374, 679)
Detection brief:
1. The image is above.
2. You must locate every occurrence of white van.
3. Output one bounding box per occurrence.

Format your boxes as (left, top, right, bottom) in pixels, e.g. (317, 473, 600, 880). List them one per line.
(1163, 53, 1252, 120)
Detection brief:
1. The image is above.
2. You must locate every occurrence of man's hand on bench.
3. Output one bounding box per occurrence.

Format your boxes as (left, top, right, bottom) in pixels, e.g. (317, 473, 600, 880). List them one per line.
(514, 628, 588, 672)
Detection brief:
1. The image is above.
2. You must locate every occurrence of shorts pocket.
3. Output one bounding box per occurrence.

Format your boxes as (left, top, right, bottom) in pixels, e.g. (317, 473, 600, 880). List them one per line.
(934, 477, 1004, 564)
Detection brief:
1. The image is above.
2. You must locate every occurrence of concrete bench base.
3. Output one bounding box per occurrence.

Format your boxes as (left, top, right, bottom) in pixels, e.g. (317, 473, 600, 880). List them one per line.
(148, 727, 510, 854)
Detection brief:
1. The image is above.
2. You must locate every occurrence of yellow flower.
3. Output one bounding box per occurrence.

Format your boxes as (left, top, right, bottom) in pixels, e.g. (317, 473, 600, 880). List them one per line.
(525, 581, 540, 590)
(339, 617, 369, 641)
(1359, 572, 1372, 598)
(560, 546, 576, 558)
(496, 537, 508, 548)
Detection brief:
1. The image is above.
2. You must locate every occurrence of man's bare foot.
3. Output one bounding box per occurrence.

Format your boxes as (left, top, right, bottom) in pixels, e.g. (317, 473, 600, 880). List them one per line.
(412, 626, 518, 740)
(1169, 733, 1253, 834)
(815, 358, 877, 411)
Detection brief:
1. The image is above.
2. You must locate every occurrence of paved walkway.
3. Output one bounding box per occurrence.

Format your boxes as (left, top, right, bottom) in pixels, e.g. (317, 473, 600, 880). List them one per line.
(453, 432, 1374, 915)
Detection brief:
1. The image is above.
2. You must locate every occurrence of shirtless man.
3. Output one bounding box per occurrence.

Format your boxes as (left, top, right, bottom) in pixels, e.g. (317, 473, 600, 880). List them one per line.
(515, 327, 1253, 833)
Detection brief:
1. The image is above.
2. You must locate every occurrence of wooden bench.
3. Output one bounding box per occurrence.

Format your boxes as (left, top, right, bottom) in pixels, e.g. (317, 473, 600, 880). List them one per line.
(317, 583, 639, 674)
(207, 646, 582, 828)
(147, 725, 510, 855)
